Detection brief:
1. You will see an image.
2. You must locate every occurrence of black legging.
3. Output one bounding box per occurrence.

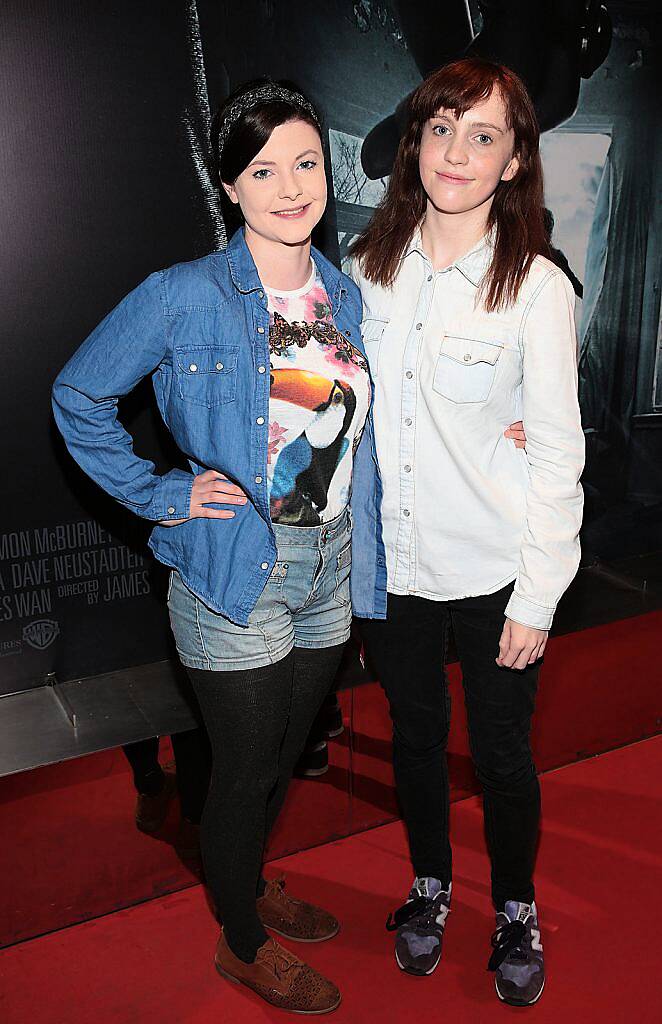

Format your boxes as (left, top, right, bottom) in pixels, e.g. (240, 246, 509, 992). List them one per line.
(187, 643, 344, 962)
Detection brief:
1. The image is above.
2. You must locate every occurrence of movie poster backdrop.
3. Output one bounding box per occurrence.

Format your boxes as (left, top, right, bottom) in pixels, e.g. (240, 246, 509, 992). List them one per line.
(1, 1, 659, 695)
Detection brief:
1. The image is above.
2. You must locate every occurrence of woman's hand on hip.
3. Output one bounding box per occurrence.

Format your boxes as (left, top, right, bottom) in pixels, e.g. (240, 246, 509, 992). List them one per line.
(504, 420, 526, 449)
(496, 619, 547, 670)
(159, 470, 248, 527)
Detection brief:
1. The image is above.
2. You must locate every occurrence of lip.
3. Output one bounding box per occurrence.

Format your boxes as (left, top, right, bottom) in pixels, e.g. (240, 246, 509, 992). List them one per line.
(436, 172, 473, 184)
(271, 203, 312, 219)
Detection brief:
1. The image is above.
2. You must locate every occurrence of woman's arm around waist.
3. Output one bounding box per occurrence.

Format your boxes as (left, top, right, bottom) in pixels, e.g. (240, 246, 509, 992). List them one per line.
(504, 268, 585, 632)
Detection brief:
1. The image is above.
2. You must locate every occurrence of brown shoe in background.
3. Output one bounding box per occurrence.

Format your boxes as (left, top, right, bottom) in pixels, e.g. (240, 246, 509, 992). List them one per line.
(258, 875, 339, 943)
(135, 769, 177, 833)
(215, 932, 341, 1014)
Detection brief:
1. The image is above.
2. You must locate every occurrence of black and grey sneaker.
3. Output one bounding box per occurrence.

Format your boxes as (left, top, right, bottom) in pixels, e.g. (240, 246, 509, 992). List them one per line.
(293, 740, 329, 778)
(488, 900, 545, 1006)
(323, 698, 344, 738)
(386, 878, 451, 976)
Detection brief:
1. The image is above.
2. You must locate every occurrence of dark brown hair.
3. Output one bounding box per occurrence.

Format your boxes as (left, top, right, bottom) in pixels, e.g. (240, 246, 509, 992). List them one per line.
(212, 80, 321, 183)
(351, 58, 551, 311)
(210, 79, 321, 228)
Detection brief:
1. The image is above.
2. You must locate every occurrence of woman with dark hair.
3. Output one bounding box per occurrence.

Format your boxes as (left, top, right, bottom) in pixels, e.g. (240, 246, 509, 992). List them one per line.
(52, 79, 385, 1015)
(351, 58, 584, 1006)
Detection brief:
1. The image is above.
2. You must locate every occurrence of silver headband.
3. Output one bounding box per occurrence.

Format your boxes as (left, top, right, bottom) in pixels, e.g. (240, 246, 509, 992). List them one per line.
(215, 84, 321, 163)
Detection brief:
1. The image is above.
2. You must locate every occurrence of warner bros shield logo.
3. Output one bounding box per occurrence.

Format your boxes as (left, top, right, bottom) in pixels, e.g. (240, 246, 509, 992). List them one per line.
(23, 619, 60, 650)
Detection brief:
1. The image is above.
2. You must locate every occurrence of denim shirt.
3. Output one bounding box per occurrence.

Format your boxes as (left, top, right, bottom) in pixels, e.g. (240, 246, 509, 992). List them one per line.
(52, 230, 387, 626)
(351, 231, 584, 631)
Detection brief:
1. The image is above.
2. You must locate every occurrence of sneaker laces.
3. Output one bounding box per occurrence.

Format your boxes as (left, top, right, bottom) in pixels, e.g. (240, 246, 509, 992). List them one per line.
(385, 893, 449, 933)
(487, 920, 528, 971)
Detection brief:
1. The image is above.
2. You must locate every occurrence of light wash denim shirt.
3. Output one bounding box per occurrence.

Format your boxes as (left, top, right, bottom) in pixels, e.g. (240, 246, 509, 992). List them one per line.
(52, 230, 387, 626)
(350, 232, 585, 631)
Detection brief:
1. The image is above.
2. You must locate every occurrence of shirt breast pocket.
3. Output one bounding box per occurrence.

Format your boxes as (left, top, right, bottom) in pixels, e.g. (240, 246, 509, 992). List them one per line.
(432, 335, 503, 404)
(360, 316, 389, 379)
(175, 346, 238, 407)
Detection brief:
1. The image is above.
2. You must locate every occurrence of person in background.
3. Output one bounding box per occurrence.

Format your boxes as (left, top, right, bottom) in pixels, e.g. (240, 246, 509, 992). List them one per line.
(123, 725, 210, 862)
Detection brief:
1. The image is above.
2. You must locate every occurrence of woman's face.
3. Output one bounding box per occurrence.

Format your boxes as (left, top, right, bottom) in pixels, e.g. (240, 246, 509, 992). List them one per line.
(418, 88, 519, 218)
(223, 119, 327, 246)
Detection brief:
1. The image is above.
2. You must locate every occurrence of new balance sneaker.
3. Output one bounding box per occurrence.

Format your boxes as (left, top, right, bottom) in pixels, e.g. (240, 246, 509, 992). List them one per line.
(293, 740, 329, 778)
(488, 900, 545, 1006)
(386, 878, 451, 976)
(322, 697, 344, 738)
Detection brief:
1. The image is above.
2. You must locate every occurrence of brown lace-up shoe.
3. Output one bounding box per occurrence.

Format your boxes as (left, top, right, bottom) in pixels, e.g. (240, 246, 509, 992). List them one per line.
(214, 933, 341, 1014)
(135, 769, 177, 833)
(257, 875, 339, 942)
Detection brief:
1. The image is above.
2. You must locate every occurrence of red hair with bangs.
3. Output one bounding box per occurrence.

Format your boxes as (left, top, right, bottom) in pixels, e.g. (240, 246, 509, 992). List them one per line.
(351, 57, 551, 311)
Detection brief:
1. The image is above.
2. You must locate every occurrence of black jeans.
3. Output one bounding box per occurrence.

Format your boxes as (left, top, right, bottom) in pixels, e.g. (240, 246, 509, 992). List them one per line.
(358, 585, 540, 910)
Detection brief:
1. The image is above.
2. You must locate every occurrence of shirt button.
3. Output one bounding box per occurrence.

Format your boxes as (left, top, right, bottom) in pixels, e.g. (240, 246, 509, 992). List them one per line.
(258, 365, 266, 373)
(405, 417, 412, 426)
(416, 322, 422, 330)
(403, 465, 411, 473)
(405, 370, 413, 379)
(215, 361, 224, 370)
(403, 509, 410, 517)
(189, 363, 197, 372)
(255, 475, 263, 484)
(167, 506, 176, 514)
(345, 329, 351, 336)
(258, 290, 264, 299)
(427, 274, 433, 282)
(257, 326, 265, 334)
(256, 416, 265, 425)
(464, 353, 471, 362)
(261, 561, 269, 570)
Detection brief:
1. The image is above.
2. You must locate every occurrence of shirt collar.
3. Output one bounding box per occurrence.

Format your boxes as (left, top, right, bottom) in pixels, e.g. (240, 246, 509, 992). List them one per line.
(404, 226, 494, 288)
(225, 228, 263, 294)
(225, 228, 345, 314)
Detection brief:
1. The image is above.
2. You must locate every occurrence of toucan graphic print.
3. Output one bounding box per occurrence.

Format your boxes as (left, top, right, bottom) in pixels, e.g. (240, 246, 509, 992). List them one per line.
(263, 267, 371, 527)
(269, 367, 358, 526)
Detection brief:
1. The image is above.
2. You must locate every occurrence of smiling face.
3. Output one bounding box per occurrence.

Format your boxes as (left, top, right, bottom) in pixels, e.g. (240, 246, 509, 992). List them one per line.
(222, 119, 327, 247)
(418, 87, 519, 220)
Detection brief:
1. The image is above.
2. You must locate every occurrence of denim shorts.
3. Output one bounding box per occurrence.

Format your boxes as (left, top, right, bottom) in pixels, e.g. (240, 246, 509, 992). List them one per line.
(167, 508, 352, 671)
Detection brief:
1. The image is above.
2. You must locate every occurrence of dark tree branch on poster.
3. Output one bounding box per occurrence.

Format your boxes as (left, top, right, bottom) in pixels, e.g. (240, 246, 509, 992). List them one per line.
(184, 0, 226, 252)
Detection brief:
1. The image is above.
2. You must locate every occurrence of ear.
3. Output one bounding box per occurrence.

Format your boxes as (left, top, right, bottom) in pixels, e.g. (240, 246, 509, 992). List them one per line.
(222, 181, 240, 205)
(501, 153, 520, 182)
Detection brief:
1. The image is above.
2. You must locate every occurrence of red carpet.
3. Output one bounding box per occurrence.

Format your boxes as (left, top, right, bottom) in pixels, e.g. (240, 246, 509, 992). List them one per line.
(3, 610, 661, 949)
(2, 735, 660, 1024)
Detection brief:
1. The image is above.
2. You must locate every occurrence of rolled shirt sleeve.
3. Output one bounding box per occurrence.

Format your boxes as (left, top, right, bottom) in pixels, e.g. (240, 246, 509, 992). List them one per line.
(504, 270, 585, 630)
(52, 271, 193, 522)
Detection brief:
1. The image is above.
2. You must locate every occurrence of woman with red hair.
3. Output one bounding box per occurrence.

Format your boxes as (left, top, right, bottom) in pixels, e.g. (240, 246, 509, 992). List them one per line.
(352, 57, 584, 1006)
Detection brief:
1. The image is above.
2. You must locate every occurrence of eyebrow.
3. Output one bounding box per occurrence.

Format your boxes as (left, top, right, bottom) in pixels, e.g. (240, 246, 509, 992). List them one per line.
(470, 121, 505, 134)
(431, 115, 505, 134)
(247, 148, 320, 168)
